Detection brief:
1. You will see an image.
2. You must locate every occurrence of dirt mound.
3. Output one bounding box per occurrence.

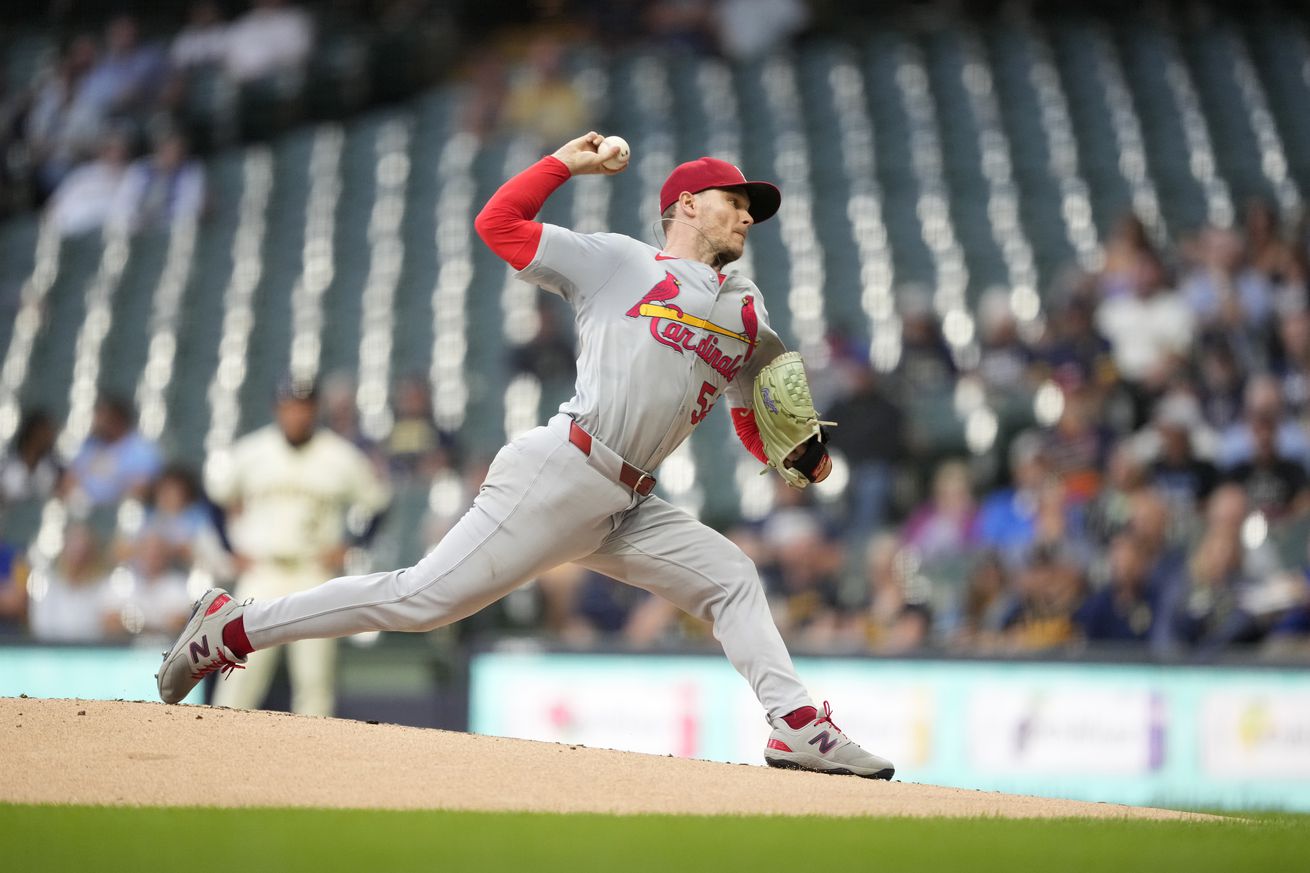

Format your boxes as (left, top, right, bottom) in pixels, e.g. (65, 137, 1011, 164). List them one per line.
(1, 698, 1206, 819)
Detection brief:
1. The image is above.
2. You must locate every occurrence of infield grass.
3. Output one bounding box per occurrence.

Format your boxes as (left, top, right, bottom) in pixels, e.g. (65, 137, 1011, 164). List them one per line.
(2, 804, 1306, 872)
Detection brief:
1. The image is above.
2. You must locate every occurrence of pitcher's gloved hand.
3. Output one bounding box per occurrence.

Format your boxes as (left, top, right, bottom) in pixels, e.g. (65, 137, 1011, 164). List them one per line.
(752, 351, 835, 489)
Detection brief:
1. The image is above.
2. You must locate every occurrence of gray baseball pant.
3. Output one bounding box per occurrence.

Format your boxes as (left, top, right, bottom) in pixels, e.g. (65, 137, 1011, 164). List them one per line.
(241, 413, 812, 720)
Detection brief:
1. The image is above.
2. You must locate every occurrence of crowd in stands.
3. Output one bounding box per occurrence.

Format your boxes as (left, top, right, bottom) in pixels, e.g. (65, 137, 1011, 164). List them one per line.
(0, 374, 454, 645)
(1, 0, 816, 224)
(0, 0, 464, 224)
(1, 3, 1309, 664)
(504, 202, 1310, 662)
(2, 3, 310, 226)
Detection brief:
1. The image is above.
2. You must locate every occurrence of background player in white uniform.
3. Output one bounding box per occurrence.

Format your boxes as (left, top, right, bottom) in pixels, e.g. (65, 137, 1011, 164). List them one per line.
(206, 378, 390, 716)
(160, 133, 894, 779)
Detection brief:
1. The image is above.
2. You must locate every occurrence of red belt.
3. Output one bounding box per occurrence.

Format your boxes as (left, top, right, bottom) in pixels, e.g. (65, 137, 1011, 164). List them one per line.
(568, 421, 657, 496)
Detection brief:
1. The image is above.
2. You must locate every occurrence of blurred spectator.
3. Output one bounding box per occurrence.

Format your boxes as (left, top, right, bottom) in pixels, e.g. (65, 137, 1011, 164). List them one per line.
(759, 507, 844, 647)
(1075, 531, 1157, 644)
(548, 564, 616, 640)
(1041, 383, 1112, 503)
(511, 303, 576, 391)
(502, 36, 589, 149)
(460, 53, 509, 139)
(1097, 214, 1160, 300)
(78, 15, 168, 123)
(1000, 543, 1085, 653)
(542, 565, 680, 648)
(1194, 334, 1246, 431)
(974, 287, 1032, 394)
(171, 1, 232, 71)
(385, 374, 450, 482)
(897, 288, 956, 396)
(319, 371, 383, 468)
(132, 465, 226, 574)
(643, 1, 717, 54)
(1223, 412, 1310, 522)
(714, 0, 811, 61)
(825, 364, 904, 538)
(1244, 198, 1306, 300)
(63, 394, 163, 508)
(976, 432, 1049, 565)
(1266, 540, 1310, 646)
(902, 459, 977, 562)
(948, 550, 1010, 651)
(1180, 225, 1274, 336)
(1128, 489, 1189, 602)
(1095, 255, 1193, 392)
(27, 524, 112, 642)
(0, 410, 61, 504)
(46, 129, 133, 236)
(108, 127, 205, 232)
(103, 531, 193, 638)
(25, 34, 101, 196)
(1031, 293, 1113, 387)
(841, 533, 931, 654)
(1217, 375, 1310, 471)
(1273, 307, 1310, 416)
(1083, 440, 1148, 547)
(1156, 484, 1262, 654)
(0, 544, 28, 636)
(1146, 393, 1218, 521)
(224, 0, 314, 84)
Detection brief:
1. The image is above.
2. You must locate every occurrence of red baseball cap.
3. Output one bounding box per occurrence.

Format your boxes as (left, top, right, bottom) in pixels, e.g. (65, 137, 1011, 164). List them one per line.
(660, 157, 781, 224)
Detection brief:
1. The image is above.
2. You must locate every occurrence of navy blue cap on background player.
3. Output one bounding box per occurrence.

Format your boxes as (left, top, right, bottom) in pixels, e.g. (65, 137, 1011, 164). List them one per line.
(660, 158, 782, 224)
(275, 375, 318, 403)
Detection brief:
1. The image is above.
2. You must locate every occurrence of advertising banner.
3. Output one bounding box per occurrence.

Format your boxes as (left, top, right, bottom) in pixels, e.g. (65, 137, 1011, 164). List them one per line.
(471, 652, 1310, 811)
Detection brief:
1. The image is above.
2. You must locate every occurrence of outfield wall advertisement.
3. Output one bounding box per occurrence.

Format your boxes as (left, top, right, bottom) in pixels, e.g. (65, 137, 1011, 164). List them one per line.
(470, 653, 1310, 811)
(0, 646, 203, 704)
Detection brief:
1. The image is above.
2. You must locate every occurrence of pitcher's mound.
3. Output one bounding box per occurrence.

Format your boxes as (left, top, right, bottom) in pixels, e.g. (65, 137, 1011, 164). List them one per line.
(1, 698, 1204, 819)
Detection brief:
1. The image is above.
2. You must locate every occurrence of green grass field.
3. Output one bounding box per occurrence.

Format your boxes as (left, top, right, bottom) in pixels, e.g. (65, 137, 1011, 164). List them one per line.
(2, 805, 1306, 872)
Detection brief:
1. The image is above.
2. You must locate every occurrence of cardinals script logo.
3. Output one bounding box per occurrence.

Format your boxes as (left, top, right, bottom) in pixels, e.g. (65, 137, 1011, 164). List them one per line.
(627, 271, 759, 381)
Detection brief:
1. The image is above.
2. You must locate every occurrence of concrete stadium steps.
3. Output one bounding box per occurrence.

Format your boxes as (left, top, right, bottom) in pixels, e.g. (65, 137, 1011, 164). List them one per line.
(0, 216, 40, 357)
(164, 152, 245, 462)
(19, 234, 101, 420)
(1046, 16, 1140, 239)
(921, 25, 1012, 301)
(795, 44, 868, 334)
(1180, 18, 1277, 208)
(95, 232, 172, 401)
(1241, 10, 1310, 199)
(985, 18, 1080, 280)
(862, 31, 936, 291)
(388, 92, 453, 382)
(231, 130, 313, 436)
(732, 57, 795, 345)
(1114, 14, 1216, 233)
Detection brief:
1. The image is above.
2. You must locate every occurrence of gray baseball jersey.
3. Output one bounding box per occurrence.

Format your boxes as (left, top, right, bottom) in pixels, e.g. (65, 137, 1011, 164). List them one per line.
(520, 224, 786, 472)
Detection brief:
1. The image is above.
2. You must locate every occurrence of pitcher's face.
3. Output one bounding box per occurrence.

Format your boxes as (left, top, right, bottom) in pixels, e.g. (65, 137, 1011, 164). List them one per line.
(695, 187, 753, 264)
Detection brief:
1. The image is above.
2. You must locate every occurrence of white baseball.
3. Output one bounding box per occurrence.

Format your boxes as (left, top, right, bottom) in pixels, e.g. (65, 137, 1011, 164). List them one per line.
(601, 135, 631, 170)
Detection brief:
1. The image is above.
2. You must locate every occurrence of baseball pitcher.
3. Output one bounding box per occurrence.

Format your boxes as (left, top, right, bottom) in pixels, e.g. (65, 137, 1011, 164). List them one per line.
(159, 132, 894, 778)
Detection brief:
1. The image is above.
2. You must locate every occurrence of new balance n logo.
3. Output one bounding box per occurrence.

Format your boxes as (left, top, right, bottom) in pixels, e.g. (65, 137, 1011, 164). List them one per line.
(189, 636, 211, 664)
(809, 730, 839, 755)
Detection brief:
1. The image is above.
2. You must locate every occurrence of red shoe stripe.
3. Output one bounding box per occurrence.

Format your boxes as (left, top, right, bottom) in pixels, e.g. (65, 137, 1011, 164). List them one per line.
(767, 739, 793, 753)
(205, 594, 231, 616)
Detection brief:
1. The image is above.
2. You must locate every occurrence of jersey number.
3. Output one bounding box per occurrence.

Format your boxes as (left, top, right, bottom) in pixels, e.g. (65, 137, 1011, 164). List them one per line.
(691, 381, 718, 425)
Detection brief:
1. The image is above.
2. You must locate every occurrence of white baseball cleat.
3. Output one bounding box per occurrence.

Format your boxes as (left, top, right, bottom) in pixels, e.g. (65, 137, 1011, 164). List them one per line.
(156, 588, 248, 704)
(764, 701, 895, 780)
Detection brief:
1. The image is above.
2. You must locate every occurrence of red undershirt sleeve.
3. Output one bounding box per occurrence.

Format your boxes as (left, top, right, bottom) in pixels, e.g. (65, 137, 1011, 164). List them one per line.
(473, 155, 572, 270)
(731, 407, 770, 465)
